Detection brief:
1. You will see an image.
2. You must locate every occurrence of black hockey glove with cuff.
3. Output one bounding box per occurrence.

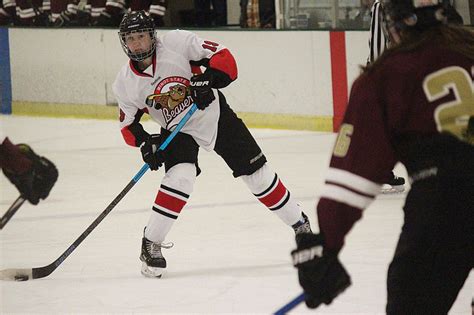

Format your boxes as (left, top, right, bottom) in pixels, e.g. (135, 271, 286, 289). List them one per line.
(3, 144, 58, 205)
(292, 233, 351, 309)
(190, 71, 216, 110)
(140, 134, 165, 171)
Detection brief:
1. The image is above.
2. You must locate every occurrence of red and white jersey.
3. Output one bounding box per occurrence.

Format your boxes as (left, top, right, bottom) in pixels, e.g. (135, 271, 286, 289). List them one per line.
(113, 29, 232, 151)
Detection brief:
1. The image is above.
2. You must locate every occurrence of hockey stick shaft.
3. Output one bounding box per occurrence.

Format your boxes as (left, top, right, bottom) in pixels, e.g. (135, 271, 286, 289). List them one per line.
(0, 104, 198, 281)
(273, 292, 305, 315)
(0, 196, 26, 230)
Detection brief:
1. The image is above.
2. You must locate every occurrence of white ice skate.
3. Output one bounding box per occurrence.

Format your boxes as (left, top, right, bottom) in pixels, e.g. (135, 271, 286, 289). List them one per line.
(381, 176, 406, 194)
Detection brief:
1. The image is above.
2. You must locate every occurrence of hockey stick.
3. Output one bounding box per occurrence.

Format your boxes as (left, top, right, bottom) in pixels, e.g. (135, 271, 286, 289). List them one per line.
(273, 292, 305, 315)
(0, 196, 26, 230)
(0, 104, 198, 281)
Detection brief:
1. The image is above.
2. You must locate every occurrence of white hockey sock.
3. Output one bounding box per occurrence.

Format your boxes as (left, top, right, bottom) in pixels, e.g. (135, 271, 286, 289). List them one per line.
(145, 163, 196, 243)
(145, 212, 175, 244)
(241, 164, 303, 226)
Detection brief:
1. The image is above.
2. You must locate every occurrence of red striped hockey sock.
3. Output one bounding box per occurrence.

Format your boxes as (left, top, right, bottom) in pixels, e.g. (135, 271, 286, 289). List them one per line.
(145, 184, 189, 242)
(145, 163, 196, 243)
(242, 164, 303, 226)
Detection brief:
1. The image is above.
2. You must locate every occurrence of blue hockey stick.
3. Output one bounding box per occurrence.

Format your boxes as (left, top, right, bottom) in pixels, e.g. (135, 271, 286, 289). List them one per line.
(274, 292, 305, 315)
(0, 103, 198, 281)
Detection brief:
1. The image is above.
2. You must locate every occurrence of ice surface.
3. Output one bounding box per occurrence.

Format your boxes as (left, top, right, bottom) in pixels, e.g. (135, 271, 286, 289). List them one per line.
(1, 116, 472, 314)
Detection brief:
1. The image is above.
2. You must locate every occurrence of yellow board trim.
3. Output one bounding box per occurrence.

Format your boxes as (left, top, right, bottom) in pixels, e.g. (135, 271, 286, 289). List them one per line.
(11, 101, 333, 132)
(237, 112, 333, 131)
(12, 101, 120, 120)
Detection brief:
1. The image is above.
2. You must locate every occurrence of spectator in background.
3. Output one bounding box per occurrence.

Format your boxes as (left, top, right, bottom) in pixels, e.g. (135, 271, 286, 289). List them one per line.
(92, 0, 166, 27)
(48, 0, 168, 27)
(91, 0, 126, 26)
(0, 0, 18, 25)
(130, 0, 167, 27)
(0, 0, 50, 26)
(194, 0, 226, 27)
(240, 0, 275, 28)
(50, 0, 120, 27)
(51, 0, 91, 27)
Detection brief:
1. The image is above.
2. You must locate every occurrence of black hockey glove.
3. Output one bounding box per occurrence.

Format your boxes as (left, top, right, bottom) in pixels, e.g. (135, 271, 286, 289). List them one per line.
(190, 71, 215, 110)
(292, 233, 351, 309)
(140, 134, 165, 171)
(3, 144, 58, 205)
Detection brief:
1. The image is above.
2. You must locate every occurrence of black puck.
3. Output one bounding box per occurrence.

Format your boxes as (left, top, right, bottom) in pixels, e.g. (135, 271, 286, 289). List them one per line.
(14, 275, 29, 281)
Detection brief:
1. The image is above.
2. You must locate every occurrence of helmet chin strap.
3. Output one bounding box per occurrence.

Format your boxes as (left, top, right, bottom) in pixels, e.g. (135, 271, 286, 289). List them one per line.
(128, 45, 155, 62)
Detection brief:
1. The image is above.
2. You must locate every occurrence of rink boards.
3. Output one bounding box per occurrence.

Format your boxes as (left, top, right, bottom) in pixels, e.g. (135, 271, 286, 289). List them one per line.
(1, 28, 371, 132)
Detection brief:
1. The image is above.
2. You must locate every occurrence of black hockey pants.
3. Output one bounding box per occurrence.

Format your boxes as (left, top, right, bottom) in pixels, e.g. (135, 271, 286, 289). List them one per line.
(386, 176, 474, 315)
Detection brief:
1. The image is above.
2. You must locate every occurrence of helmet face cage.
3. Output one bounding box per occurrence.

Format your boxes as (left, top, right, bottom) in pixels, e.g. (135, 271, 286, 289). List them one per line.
(118, 11, 156, 62)
(119, 28, 156, 62)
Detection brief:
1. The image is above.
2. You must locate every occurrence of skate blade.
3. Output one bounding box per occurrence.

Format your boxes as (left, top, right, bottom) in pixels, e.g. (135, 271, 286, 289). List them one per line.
(141, 262, 164, 278)
(381, 185, 405, 194)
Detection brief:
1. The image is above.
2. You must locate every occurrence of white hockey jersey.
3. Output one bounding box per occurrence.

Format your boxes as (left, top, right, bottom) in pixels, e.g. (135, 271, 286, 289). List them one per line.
(113, 29, 227, 151)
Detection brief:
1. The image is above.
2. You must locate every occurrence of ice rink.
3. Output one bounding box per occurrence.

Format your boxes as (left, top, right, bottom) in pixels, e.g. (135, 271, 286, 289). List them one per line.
(1, 115, 472, 314)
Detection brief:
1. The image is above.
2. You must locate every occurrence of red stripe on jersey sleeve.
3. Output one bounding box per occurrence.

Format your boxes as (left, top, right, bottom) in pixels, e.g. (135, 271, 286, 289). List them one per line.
(155, 191, 187, 213)
(317, 198, 362, 251)
(258, 180, 287, 208)
(121, 126, 138, 147)
(209, 49, 238, 81)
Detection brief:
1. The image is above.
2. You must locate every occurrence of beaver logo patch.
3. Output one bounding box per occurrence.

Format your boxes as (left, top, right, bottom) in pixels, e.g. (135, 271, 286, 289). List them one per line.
(145, 76, 193, 125)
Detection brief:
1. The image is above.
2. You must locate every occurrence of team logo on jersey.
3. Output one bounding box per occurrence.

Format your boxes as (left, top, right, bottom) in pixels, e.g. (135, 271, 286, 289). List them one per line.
(145, 76, 193, 124)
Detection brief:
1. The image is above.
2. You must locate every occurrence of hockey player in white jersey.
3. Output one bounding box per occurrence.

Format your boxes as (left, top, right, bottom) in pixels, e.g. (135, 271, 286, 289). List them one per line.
(113, 10, 312, 278)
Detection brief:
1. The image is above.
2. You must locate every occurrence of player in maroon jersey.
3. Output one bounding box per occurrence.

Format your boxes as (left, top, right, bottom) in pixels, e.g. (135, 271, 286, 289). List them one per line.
(50, 0, 92, 27)
(0, 0, 17, 25)
(91, 0, 167, 27)
(291, 0, 473, 313)
(0, 0, 49, 25)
